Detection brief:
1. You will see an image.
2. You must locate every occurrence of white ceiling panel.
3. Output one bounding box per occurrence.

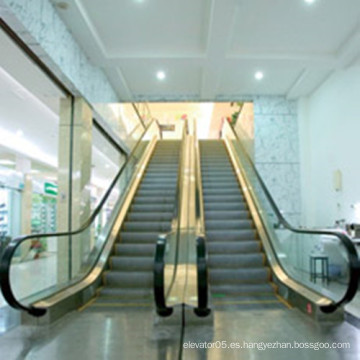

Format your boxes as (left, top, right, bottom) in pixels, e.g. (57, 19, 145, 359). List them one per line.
(77, 0, 210, 57)
(229, 0, 360, 56)
(119, 61, 202, 100)
(51, 0, 360, 100)
(218, 61, 303, 96)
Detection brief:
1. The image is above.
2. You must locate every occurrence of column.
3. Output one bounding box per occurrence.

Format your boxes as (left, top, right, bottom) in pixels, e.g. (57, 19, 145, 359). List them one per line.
(57, 97, 92, 283)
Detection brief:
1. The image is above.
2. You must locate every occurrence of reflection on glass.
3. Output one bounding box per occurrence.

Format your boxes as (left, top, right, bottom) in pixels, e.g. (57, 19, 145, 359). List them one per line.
(93, 103, 147, 151)
(8, 120, 160, 306)
(222, 121, 351, 304)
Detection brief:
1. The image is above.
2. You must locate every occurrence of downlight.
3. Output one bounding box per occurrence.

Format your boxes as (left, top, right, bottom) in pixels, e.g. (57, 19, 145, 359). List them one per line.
(156, 71, 166, 81)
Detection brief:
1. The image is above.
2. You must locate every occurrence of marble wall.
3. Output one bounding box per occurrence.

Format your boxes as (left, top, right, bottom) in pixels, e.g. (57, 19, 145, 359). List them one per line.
(0, 0, 118, 104)
(253, 96, 301, 225)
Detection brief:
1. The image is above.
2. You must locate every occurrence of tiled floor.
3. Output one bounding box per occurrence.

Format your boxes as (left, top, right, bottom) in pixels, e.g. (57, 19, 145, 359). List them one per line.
(0, 254, 57, 309)
(182, 308, 360, 360)
(0, 308, 181, 360)
(0, 305, 359, 359)
(0, 254, 58, 333)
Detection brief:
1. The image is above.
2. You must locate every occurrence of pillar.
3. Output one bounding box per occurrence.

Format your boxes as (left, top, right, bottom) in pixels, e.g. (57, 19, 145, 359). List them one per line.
(57, 97, 92, 283)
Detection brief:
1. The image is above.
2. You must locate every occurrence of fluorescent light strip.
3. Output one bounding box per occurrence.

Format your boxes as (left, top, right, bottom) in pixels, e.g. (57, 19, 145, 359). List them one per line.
(0, 66, 59, 121)
(0, 125, 57, 168)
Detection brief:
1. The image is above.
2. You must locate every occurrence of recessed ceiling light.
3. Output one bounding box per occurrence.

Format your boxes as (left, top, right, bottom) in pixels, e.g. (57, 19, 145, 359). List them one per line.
(254, 71, 264, 81)
(105, 164, 110, 169)
(16, 130, 24, 137)
(304, 0, 315, 4)
(156, 71, 166, 81)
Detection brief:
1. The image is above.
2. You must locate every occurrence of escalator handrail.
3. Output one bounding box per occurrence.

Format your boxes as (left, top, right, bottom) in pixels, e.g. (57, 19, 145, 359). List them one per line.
(225, 121, 360, 312)
(154, 236, 173, 317)
(193, 124, 210, 316)
(0, 119, 158, 316)
(154, 120, 187, 316)
(194, 236, 211, 317)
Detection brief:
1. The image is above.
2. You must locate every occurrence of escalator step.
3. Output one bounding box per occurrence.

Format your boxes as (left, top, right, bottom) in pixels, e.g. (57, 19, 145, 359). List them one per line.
(104, 271, 153, 288)
(115, 243, 155, 256)
(209, 268, 270, 285)
(208, 254, 264, 268)
(110, 256, 153, 271)
(207, 241, 261, 254)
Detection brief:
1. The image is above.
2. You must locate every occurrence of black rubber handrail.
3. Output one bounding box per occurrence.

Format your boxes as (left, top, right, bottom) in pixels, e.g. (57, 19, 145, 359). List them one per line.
(153, 120, 187, 317)
(0, 120, 158, 316)
(193, 124, 211, 317)
(194, 237, 211, 317)
(153, 236, 173, 317)
(226, 122, 360, 312)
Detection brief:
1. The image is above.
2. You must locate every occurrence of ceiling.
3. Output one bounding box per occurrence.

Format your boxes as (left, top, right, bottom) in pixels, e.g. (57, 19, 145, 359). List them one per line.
(51, 0, 360, 102)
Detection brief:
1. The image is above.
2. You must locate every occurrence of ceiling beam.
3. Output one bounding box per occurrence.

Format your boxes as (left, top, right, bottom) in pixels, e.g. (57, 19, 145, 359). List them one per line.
(200, 0, 239, 99)
(335, 22, 360, 69)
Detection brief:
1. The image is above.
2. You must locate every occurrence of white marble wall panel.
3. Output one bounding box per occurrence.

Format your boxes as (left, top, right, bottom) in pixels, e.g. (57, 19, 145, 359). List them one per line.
(0, 0, 118, 103)
(253, 96, 301, 225)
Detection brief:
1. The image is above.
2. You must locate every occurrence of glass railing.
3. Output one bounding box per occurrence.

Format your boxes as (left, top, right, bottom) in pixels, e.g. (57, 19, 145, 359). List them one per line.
(154, 121, 187, 316)
(222, 120, 359, 312)
(0, 120, 160, 316)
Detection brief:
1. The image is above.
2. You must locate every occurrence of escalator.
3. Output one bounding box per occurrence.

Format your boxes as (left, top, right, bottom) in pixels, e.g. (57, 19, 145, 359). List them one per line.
(200, 140, 280, 308)
(94, 141, 180, 306)
(0, 119, 186, 319)
(195, 121, 360, 316)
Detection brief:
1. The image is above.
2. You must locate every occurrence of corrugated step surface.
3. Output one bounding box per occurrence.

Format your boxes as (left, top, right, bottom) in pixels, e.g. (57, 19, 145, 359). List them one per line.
(200, 140, 282, 310)
(92, 140, 180, 307)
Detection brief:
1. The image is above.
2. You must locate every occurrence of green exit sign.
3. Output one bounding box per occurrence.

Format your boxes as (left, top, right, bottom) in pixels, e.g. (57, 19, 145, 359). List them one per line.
(44, 182, 58, 196)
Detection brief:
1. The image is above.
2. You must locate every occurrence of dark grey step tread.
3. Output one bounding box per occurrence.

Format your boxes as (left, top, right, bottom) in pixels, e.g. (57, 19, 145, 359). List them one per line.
(149, 161, 178, 163)
(110, 256, 153, 271)
(202, 178, 237, 183)
(209, 268, 270, 284)
(208, 254, 264, 268)
(206, 229, 257, 241)
(104, 271, 153, 287)
(136, 190, 176, 197)
(138, 184, 176, 190)
(147, 164, 178, 168)
(201, 170, 234, 175)
(127, 212, 173, 221)
(205, 219, 254, 230)
(201, 165, 232, 169)
(133, 196, 175, 204)
(141, 177, 177, 183)
(201, 162, 232, 165)
(141, 176, 177, 181)
(204, 203, 247, 211)
(131, 204, 173, 212)
(120, 232, 163, 242)
(203, 188, 240, 194)
(115, 243, 155, 256)
(122, 221, 171, 232)
(205, 202, 247, 209)
(143, 172, 177, 177)
(211, 283, 274, 295)
(201, 162, 231, 166)
(204, 195, 243, 201)
(202, 174, 236, 179)
(202, 182, 238, 188)
(98, 287, 152, 299)
(202, 178, 236, 183)
(205, 210, 249, 220)
(208, 241, 261, 254)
